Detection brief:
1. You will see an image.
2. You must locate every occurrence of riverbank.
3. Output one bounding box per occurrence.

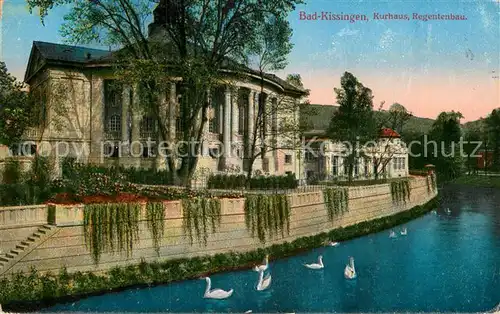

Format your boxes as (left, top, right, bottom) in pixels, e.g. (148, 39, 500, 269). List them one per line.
(451, 175, 500, 189)
(1, 196, 438, 312)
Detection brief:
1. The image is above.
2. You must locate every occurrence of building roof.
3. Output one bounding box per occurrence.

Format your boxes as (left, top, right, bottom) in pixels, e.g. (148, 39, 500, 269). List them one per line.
(34, 41, 112, 64)
(24, 41, 307, 95)
(379, 127, 401, 138)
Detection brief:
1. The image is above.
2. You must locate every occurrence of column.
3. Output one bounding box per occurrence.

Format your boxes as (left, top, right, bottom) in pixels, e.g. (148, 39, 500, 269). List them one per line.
(130, 85, 142, 167)
(231, 87, 239, 144)
(156, 89, 168, 170)
(168, 82, 177, 141)
(121, 85, 130, 157)
(247, 90, 255, 144)
(90, 77, 105, 164)
(201, 89, 210, 157)
(223, 86, 231, 162)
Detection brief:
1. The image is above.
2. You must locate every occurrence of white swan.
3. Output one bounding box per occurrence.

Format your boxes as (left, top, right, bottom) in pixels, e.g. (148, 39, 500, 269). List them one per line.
(389, 230, 397, 238)
(202, 277, 233, 299)
(328, 241, 340, 247)
(400, 228, 407, 236)
(256, 269, 271, 291)
(253, 254, 269, 272)
(344, 257, 357, 279)
(304, 255, 324, 269)
(431, 210, 437, 215)
(445, 208, 451, 214)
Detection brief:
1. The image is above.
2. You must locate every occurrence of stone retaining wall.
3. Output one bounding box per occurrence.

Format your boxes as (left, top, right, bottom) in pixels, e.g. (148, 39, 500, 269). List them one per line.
(0, 175, 437, 276)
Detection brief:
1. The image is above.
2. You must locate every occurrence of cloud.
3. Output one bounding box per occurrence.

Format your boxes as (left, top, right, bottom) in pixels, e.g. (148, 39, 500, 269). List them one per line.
(336, 27, 359, 37)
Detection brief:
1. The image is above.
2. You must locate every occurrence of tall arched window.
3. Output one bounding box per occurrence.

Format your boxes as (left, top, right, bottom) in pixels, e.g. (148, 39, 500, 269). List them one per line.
(140, 116, 155, 133)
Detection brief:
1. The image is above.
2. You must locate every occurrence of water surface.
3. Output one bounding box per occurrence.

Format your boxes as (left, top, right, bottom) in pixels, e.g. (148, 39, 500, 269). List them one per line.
(46, 185, 500, 312)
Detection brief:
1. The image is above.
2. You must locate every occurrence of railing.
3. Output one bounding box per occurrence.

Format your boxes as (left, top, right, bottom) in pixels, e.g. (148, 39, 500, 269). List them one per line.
(104, 131, 121, 140)
(0, 204, 48, 228)
(140, 131, 157, 140)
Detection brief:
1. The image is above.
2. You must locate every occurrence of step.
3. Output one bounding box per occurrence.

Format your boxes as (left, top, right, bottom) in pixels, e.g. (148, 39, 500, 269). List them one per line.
(38, 229, 47, 234)
(21, 241, 31, 246)
(32, 233, 41, 238)
(10, 249, 21, 255)
(0, 256, 8, 263)
(6, 253, 15, 259)
(16, 244, 27, 250)
(27, 237, 37, 241)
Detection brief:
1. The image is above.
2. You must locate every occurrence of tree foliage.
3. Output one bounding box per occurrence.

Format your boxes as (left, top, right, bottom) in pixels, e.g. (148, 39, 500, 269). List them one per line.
(0, 62, 33, 147)
(485, 108, 500, 171)
(327, 72, 375, 181)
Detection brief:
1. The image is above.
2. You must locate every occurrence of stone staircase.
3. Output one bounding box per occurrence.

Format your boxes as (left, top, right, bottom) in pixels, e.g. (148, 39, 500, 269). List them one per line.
(0, 224, 58, 275)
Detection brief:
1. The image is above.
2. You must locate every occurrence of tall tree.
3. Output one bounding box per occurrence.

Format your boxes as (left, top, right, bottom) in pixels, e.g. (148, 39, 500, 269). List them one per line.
(327, 72, 375, 182)
(243, 16, 302, 181)
(26, 0, 303, 185)
(387, 103, 412, 134)
(0, 62, 33, 148)
(428, 111, 464, 180)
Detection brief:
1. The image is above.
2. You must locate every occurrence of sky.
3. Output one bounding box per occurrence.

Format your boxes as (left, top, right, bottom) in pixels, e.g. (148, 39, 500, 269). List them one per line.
(0, 0, 499, 122)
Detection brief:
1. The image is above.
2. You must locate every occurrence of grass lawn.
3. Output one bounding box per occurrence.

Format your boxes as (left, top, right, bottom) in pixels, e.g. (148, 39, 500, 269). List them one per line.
(452, 175, 500, 189)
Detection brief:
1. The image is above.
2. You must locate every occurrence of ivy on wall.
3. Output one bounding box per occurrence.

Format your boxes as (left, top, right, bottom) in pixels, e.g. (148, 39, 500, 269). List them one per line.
(83, 203, 141, 265)
(244, 194, 291, 243)
(145, 202, 165, 256)
(426, 173, 437, 193)
(182, 198, 222, 246)
(390, 179, 411, 204)
(323, 187, 349, 222)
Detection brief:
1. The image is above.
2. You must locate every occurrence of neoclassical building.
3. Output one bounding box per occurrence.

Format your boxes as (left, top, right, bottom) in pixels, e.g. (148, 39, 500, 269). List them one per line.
(17, 10, 307, 179)
(301, 105, 409, 182)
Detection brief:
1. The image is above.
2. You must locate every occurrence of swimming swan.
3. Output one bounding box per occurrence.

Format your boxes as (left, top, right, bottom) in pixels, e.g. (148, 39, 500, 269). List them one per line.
(256, 269, 271, 291)
(431, 210, 437, 215)
(304, 255, 324, 269)
(328, 241, 340, 247)
(389, 230, 397, 238)
(445, 208, 451, 214)
(253, 254, 269, 272)
(400, 228, 407, 236)
(202, 277, 233, 299)
(344, 257, 357, 279)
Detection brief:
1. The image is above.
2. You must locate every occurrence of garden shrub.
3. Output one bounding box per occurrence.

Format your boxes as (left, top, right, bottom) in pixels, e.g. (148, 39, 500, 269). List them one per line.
(207, 173, 298, 190)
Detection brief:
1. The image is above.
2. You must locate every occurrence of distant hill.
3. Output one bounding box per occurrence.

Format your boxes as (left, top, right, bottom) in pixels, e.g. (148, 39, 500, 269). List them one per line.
(301, 104, 436, 136)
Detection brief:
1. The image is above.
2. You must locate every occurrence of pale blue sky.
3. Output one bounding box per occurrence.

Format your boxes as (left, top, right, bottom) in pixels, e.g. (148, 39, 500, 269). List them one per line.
(1, 0, 499, 121)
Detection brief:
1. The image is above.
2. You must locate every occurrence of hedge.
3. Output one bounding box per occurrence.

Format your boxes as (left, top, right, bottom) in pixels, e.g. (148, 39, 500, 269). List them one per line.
(207, 173, 298, 190)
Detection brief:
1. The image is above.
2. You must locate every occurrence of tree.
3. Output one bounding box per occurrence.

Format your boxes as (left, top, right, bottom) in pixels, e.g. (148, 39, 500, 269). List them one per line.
(485, 108, 500, 171)
(243, 16, 302, 182)
(327, 72, 375, 182)
(0, 62, 34, 148)
(428, 111, 464, 180)
(367, 102, 412, 180)
(27, 0, 303, 186)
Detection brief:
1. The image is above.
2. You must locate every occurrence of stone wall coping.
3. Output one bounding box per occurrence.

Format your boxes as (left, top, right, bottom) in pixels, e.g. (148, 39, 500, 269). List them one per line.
(0, 204, 47, 212)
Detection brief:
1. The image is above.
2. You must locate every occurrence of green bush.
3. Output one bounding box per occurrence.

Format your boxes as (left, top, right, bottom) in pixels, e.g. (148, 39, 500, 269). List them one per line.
(1, 158, 22, 184)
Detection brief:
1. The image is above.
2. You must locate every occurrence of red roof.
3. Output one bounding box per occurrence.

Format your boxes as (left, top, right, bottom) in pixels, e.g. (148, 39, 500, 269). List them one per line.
(379, 128, 400, 138)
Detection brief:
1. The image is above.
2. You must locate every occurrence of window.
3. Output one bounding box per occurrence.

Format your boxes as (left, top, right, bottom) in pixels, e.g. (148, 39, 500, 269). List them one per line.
(108, 115, 121, 132)
(104, 143, 120, 158)
(140, 116, 155, 133)
(176, 117, 183, 133)
(343, 157, 349, 175)
(332, 156, 339, 176)
(305, 151, 315, 162)
(393, 157, 397, 170)
(284, 154, 292, 164)
(209, 147, 220, 159)
(364, 159, 369, 177)
(354, 158, 359, 176)
(142, 145, 156, 158)
(400, 157, 405, 170)
(104, 80, 123, 108)
(208, 106, 216, 133)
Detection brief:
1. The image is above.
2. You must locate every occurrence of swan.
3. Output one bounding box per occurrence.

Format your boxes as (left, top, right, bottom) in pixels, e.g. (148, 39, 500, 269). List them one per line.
(244, 311, 252, 314)
(389, 230, 397, 238)
(328, 241, 340, 247)
(253, 254, 269, 272)
(202, 277, 233, 299)
(344, 257, 357, 279)
(304, 255, 324, 269)
(256, 269, 271, 291)
(431, 210, 437, 215)
(400, 228, 407, 236)
(445, 208, 451, 214)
